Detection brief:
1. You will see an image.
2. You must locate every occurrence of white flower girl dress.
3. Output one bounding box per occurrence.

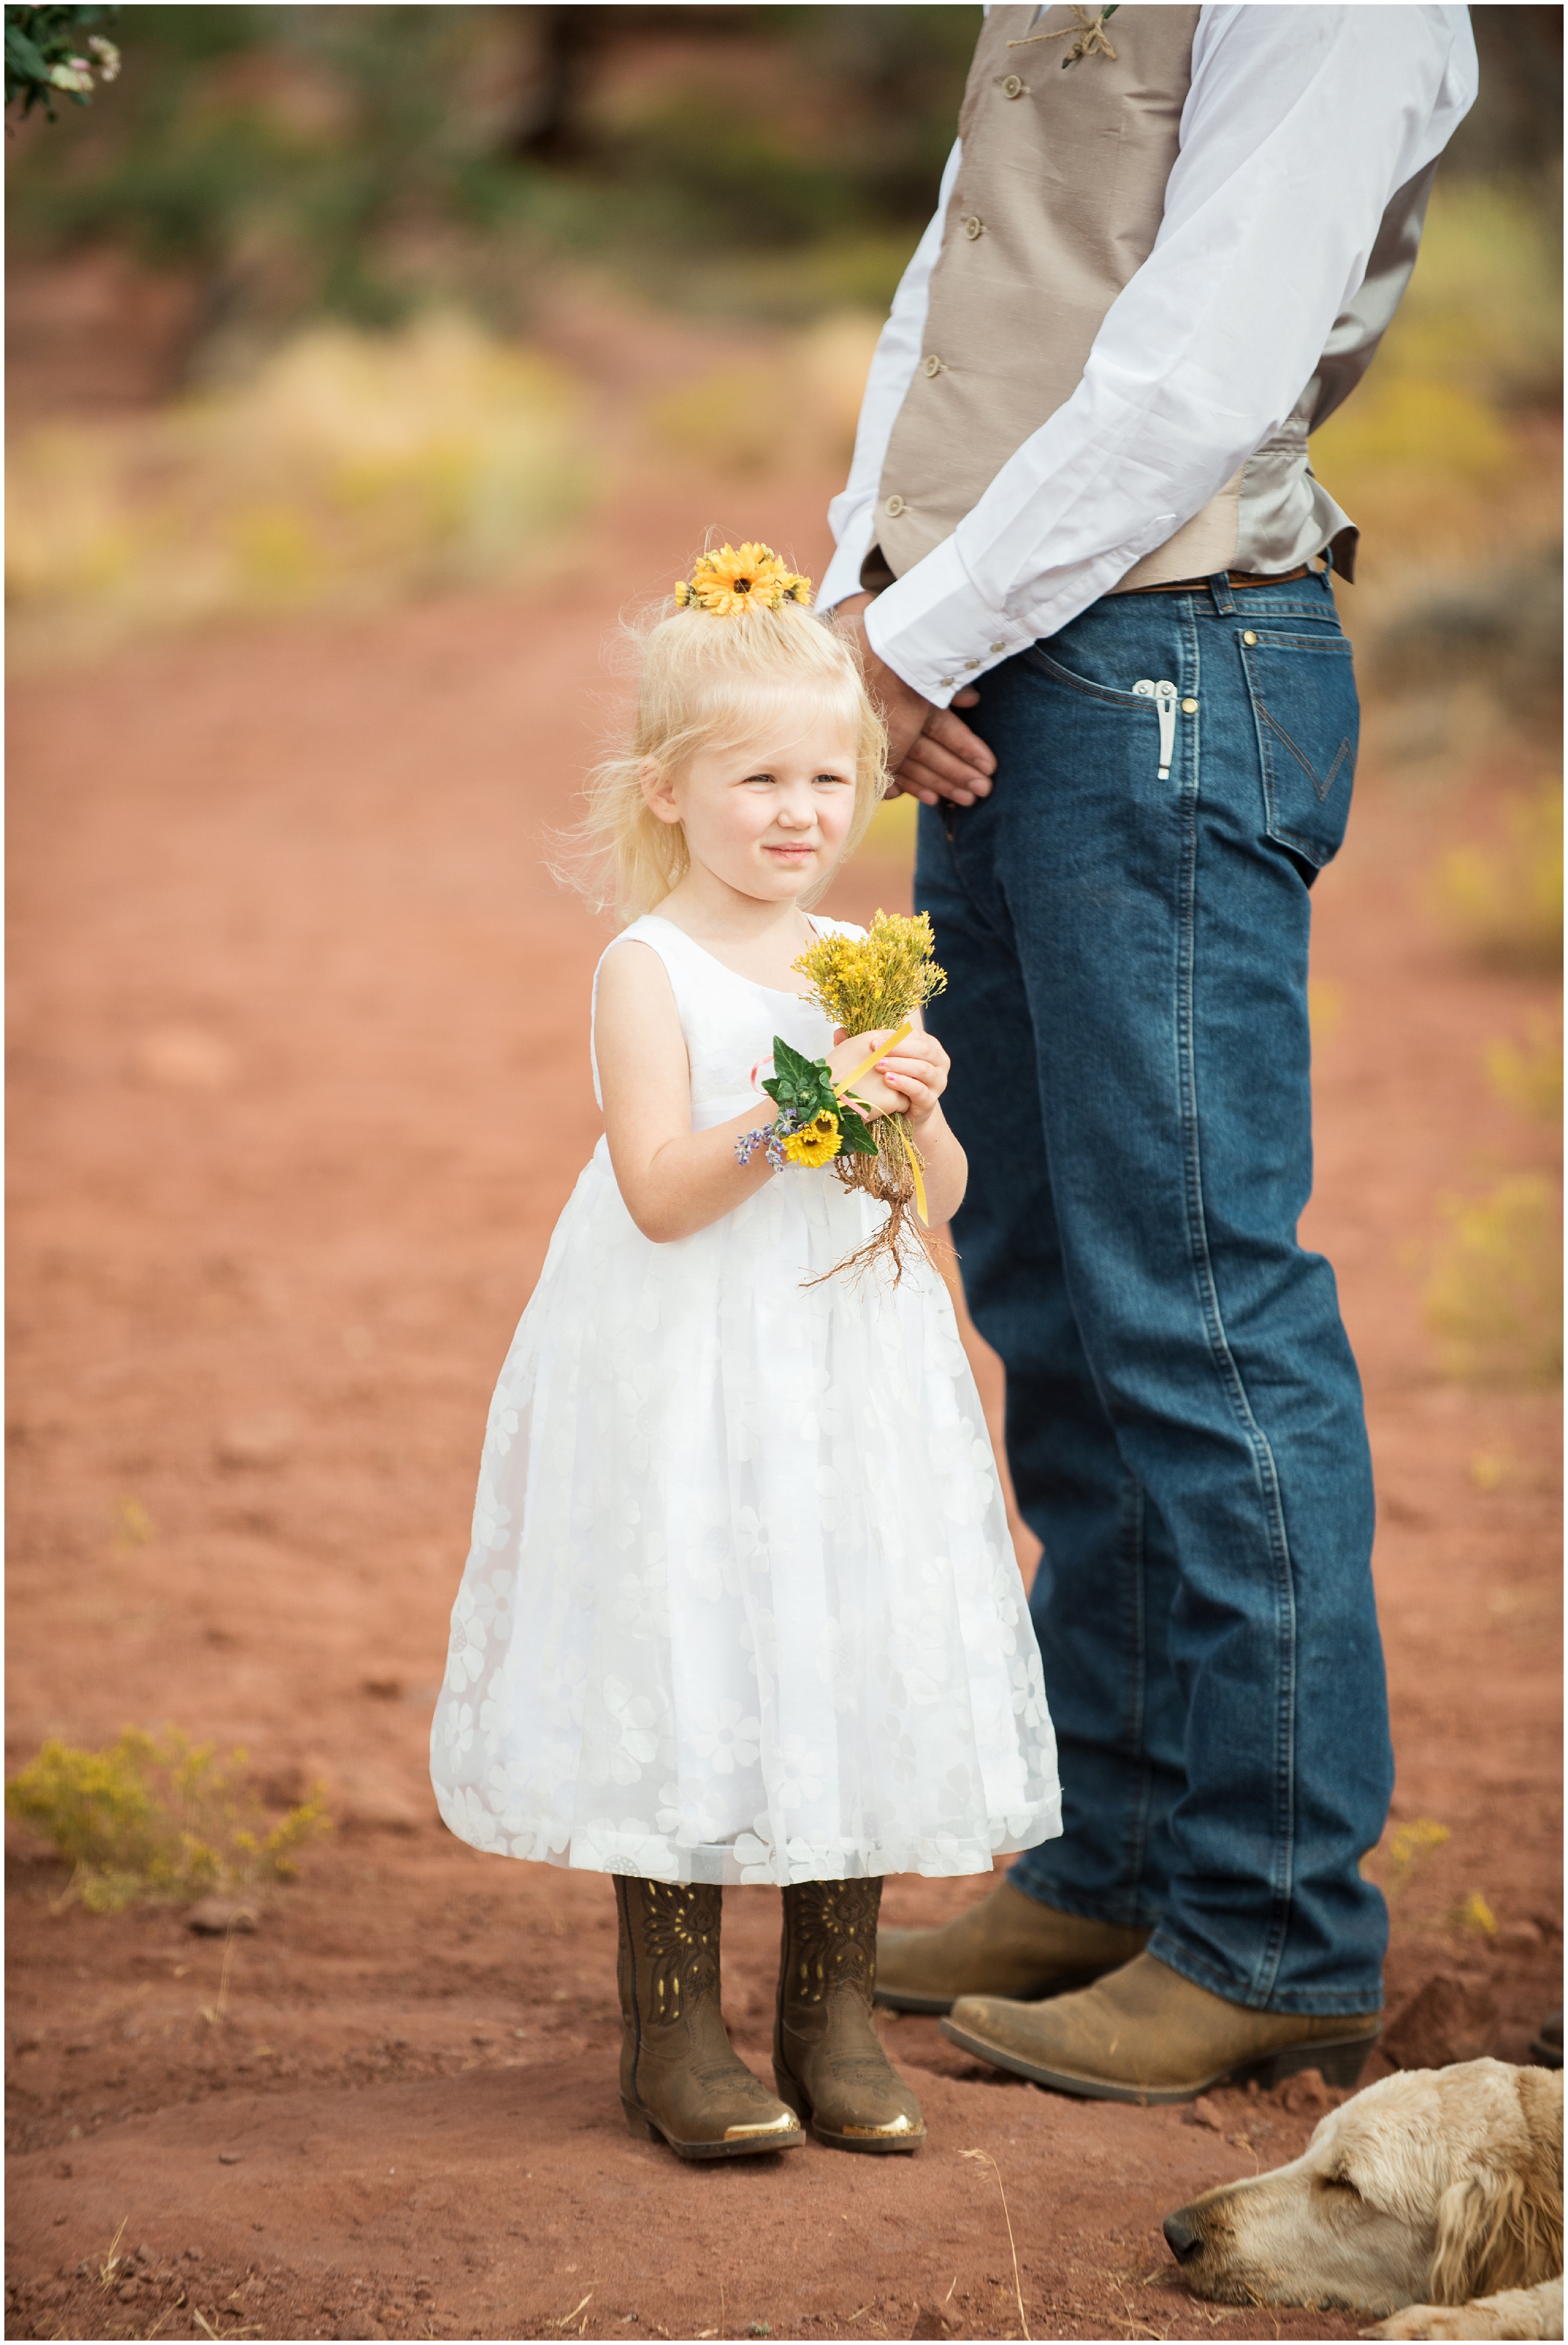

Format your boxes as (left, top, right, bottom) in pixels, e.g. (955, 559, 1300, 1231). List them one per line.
(430, 915, 1061, 1885)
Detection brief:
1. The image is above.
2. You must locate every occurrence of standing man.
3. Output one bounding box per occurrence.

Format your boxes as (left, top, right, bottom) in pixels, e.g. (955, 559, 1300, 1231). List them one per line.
(820, 5, 1477, 2102)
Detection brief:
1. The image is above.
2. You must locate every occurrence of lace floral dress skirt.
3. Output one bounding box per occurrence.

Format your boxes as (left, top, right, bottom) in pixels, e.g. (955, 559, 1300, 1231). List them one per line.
(430, 914, 1061, 1885)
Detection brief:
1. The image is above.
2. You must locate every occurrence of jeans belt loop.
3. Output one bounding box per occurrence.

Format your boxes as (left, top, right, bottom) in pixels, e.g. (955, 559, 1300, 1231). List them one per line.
(1207, 572, 1237, 617)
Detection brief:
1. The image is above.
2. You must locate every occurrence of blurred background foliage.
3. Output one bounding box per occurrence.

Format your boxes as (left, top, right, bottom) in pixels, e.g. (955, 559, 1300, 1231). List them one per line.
(4, 4, 983, 337)
(6, 4, 997, 657)
(4, 4, 1562, 674)
(4, 5, 1557, 334)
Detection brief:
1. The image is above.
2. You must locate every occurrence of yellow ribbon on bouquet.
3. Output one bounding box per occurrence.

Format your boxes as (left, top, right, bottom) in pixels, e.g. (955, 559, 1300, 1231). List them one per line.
(834, 1018, 928, 1226)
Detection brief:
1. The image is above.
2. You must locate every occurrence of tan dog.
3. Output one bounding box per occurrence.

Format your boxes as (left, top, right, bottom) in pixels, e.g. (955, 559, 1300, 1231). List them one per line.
(1162, 2058, 1562, 2339)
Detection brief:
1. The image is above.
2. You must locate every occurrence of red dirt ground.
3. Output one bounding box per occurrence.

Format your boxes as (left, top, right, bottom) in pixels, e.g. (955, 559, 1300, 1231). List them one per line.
(6, 467, 1561, 2343)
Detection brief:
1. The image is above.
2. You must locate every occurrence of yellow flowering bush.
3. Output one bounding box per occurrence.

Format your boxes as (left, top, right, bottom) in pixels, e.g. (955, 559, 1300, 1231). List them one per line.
(5, 1727, 331, 1912)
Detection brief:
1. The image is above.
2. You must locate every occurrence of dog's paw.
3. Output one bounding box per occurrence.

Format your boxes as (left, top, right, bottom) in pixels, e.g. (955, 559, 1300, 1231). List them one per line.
(1360, 2310, 1498, 2341)
(1361, 2314, 1460, 2341)
(1363, 2277, 1564, 2341)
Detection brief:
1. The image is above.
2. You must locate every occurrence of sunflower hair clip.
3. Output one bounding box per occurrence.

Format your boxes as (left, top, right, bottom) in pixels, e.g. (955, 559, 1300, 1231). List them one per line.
(674, 541, 812, 617)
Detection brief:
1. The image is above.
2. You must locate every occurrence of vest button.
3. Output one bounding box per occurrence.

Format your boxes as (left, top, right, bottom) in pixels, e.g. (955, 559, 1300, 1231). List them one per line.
(886, 495, 908, 519)
(1002, 73, 1025, 97)
(963, 215, 983, 240)
(922, 354, 943, 378)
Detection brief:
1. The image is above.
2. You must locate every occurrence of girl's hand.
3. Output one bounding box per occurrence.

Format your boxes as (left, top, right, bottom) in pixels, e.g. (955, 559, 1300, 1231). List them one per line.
(829, 1026, 950, 1127)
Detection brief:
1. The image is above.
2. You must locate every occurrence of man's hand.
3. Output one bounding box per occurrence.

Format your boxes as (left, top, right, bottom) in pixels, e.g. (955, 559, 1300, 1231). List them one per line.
(832, 592, 996, 809)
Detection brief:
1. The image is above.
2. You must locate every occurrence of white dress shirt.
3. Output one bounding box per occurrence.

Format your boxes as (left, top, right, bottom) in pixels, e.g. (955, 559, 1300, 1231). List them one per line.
(817, 5, 1478, 706)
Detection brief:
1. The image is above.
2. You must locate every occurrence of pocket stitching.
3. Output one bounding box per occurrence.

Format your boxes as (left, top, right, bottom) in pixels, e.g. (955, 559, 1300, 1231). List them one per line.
(1258, 701, 1354, 805)
(1239, 630, 1353, 652)
(1024, 647, 1150, 710)
(1239, 636, 1358, 869)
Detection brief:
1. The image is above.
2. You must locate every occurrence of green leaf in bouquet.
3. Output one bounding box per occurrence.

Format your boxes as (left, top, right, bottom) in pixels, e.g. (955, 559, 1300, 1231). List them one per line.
(834, 1102, 879, 1156)
(761, 1071, 803, 1110)
(769, 1037, 819, 1085)
(762, 1034, 837, 1118)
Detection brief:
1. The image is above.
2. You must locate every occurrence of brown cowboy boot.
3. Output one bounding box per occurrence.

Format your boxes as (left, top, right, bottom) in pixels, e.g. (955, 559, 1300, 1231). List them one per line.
(876, 1878, 1151, 2014)
(774, 1878, 926, 2154)
(616, 1877, 803, 2159)
(942, 1950, 1380, 2104)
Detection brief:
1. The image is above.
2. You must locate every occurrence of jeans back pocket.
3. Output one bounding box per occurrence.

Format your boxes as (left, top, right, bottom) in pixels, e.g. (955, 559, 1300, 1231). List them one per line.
(1238, 629, 1359, 871)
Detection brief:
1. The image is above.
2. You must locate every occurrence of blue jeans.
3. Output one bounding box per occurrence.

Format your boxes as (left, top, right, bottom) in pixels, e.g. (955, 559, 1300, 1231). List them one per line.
(915, 568, 1392, 2015)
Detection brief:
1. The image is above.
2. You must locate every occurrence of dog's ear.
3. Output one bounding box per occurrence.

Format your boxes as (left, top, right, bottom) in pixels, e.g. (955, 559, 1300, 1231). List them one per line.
(1428, 2162, 1563, 2304)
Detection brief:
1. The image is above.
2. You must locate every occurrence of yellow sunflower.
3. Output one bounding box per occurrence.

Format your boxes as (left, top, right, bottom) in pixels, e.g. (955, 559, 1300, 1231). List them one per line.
(782, 1110, 842, 1168)
(681, 542, 812, 617)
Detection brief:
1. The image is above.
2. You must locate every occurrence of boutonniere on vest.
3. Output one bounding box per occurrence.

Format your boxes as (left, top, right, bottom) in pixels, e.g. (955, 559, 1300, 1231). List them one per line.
(736, 912, 949, 1285)
(1009, 3, 1120, 68)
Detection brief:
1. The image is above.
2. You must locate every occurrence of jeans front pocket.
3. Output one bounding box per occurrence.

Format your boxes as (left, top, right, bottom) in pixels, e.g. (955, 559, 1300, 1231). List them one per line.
(1238, 629, 1359, 871)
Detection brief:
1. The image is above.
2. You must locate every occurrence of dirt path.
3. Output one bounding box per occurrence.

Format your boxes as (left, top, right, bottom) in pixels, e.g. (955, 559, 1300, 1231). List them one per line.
(6, 472, 1560, 2342)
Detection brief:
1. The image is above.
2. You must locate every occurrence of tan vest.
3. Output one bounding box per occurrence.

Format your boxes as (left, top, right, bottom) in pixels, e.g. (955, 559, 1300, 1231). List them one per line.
(869, 4, 1434, 595)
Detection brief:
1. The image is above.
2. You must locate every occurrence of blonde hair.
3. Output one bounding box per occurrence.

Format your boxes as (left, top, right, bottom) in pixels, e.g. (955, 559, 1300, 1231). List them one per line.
(560, 592, 889, 920)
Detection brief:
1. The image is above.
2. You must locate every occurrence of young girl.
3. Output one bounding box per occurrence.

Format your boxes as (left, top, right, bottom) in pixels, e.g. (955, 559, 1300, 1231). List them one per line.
(430, 544, 1060, 2161)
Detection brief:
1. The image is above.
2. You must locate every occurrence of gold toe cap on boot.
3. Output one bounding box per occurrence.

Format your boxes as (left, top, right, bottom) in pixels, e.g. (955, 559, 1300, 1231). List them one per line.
(776, 1879, 927, 2152)
(941, 1954, 1380, 2105)
(775, 2057, 928, 2153)
(617, 1878, 805, 2159)
(723, 2108, 806, 2142)
(623, 2092, 804, 2157)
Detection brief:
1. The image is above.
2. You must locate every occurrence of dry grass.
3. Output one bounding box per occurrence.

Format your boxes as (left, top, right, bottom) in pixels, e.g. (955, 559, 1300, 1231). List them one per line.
(6, 312, 591, 667)
(1425, 1174, 1562, 1386)
(650, 311, 882, 477)
(1434, 779, 1563, 973)
(1487, 1014, 1563, 1124)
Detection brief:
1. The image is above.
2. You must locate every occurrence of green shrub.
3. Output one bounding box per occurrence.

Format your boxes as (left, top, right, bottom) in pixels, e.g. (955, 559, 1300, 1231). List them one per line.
(5, 1726, 330, 1911)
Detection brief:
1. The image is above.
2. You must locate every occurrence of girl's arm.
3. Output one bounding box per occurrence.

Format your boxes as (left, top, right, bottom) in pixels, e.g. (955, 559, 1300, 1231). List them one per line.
(596, 942, 963, 1244)
(596, 943, 774, 1243)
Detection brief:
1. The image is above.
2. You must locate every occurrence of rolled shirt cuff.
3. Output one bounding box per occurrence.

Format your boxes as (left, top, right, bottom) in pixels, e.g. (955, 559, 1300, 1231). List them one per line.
(861, 537, 1035, 706)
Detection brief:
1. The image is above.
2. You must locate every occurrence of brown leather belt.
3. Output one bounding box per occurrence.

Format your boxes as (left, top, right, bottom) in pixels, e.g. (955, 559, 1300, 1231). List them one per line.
(1120, 562, 1319, 596)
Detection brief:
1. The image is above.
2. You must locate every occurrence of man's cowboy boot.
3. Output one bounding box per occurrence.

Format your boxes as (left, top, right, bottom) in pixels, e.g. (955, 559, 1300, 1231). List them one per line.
(616, 1877, 803, 2159)
(876, 1878, 1152, 2014)
(775, 1879, 926, 2153)
(942, 1950, 1380, 2105)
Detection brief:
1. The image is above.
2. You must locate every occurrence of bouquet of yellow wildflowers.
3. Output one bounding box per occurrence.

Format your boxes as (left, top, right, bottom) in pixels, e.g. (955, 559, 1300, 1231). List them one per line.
(736, 911, 948, 1283)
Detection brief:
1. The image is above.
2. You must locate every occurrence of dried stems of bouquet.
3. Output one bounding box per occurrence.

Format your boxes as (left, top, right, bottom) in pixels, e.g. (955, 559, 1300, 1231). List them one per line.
(793, 911, 948, 1284)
